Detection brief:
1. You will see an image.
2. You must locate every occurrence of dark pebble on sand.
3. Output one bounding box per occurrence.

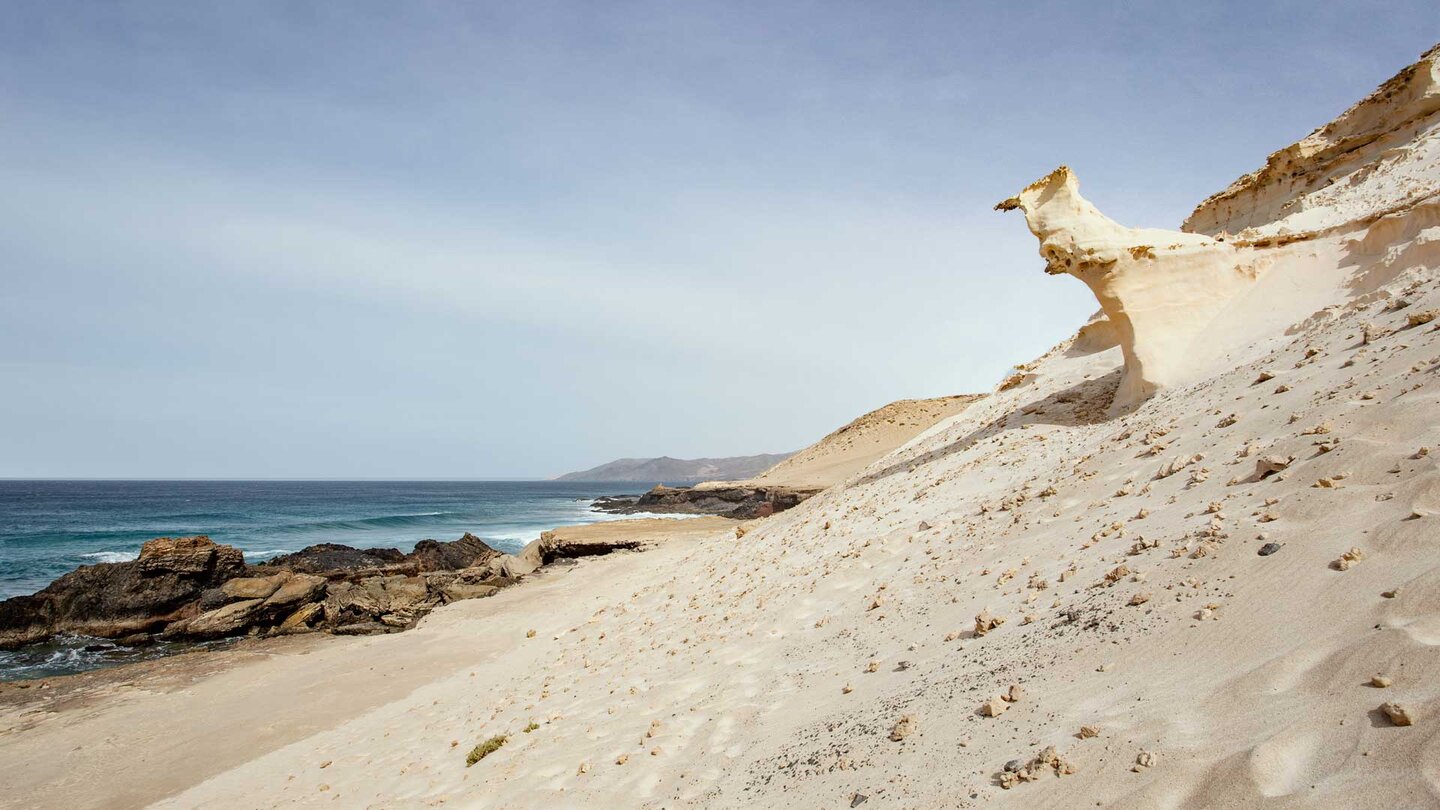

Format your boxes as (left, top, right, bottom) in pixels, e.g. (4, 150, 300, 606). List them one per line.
(1257, 542, 1282, 556)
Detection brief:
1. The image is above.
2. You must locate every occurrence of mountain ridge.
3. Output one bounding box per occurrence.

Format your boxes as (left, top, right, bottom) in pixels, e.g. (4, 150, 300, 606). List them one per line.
(553, 452, 793, 483)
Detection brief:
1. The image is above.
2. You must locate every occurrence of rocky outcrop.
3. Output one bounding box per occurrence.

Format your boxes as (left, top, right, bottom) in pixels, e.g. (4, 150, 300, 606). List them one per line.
(0, 536, 245, 649)
(593, 484, 820, 519)
(997, 167, 1268, 406)
(1, 524, 655, 652)
(1185, 44, 1440, 238)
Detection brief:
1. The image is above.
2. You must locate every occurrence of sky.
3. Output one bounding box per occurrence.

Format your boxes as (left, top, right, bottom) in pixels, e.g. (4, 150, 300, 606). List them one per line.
(1, 2, 1436, 479)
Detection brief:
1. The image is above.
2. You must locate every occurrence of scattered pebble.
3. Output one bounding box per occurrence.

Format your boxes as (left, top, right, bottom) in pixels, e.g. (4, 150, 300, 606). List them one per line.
(1381, 702, 1414, 726)
(981, 696, 1010, 717)
(1332, 548, 1366, 571)
(889, 714, 918, 741)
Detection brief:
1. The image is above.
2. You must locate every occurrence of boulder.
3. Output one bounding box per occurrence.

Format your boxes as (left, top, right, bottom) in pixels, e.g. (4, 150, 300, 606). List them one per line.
(278, 602, 324, 632)
(486, 553, 540, 579)
(322, 575, 435, 627)
(139, 535, 245, 577)
(261, 573, 326, 609)
(176, 598, 266, 639)
(407, 533, 501, 572)
(221, 572, 289, 600)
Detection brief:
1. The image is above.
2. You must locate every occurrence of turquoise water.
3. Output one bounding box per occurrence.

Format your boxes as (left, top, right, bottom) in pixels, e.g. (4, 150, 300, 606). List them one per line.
(0, 480, 672, 679)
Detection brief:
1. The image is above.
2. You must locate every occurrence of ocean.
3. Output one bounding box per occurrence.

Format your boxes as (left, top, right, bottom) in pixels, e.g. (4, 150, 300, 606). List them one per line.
(0, 479, 672, 679)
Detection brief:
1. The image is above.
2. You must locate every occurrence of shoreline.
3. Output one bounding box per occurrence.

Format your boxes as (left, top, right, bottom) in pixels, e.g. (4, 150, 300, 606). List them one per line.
(0, 513, 729, 682)
(0, 517, 736, 808)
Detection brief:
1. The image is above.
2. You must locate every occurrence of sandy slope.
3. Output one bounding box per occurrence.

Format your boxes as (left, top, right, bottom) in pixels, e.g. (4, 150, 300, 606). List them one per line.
(4, 43, 1440, 810)
(725, 395, 983, 490)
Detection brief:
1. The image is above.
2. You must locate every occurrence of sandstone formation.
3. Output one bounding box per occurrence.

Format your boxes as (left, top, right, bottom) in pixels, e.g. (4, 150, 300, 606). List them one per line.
(998, 45, 1440, 408)
(997, 167, 1266, 405)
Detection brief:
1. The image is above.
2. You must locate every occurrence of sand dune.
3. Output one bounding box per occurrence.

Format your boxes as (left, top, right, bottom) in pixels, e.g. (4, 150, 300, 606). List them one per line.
(3, 42, 1440, 810)
(727, 395, 983, 490)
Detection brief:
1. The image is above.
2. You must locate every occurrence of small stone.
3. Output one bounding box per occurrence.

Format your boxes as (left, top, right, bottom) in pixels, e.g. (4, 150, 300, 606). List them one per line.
(1332, 548, 1366, 571)
(1133, 750, 1158, 771)
(981, 696, 1010, 717)
(526, 629, 537, 638)
(1079, 725, 1100, 739)
(615, 753, 630, 765)
(1005, 683, 1025, 703)
(1383, 588, 1402, 599)
(889, 714, 918, 741)
(974, 609, 1006, 636)
(1381, 702, 1414, 726)
(1372, 675, 1392, 688)
(1128, 592, 1152, 606)
(1257, 542, 1282, 556)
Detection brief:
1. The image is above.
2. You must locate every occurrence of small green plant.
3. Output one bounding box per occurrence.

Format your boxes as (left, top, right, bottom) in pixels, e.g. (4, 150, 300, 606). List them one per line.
(523, 721, 540, 733)
(465, 734, 508, 767)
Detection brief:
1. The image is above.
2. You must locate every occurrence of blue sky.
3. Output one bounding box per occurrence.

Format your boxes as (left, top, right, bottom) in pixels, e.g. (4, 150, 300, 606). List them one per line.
(1, 2, 1435, 478)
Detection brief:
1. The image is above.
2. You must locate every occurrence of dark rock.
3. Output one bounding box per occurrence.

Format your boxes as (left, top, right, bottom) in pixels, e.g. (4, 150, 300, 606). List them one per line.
(259, 543, 407, 575)
(198, 587, 230, 612)
(0, 535, 245, 649)
(115, 632, 155, 647)
(528, 531, 641, 566)
(593, 484, 820, 520)
(1257, 542, 1283, 556)
(407, 533, 501, 572)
